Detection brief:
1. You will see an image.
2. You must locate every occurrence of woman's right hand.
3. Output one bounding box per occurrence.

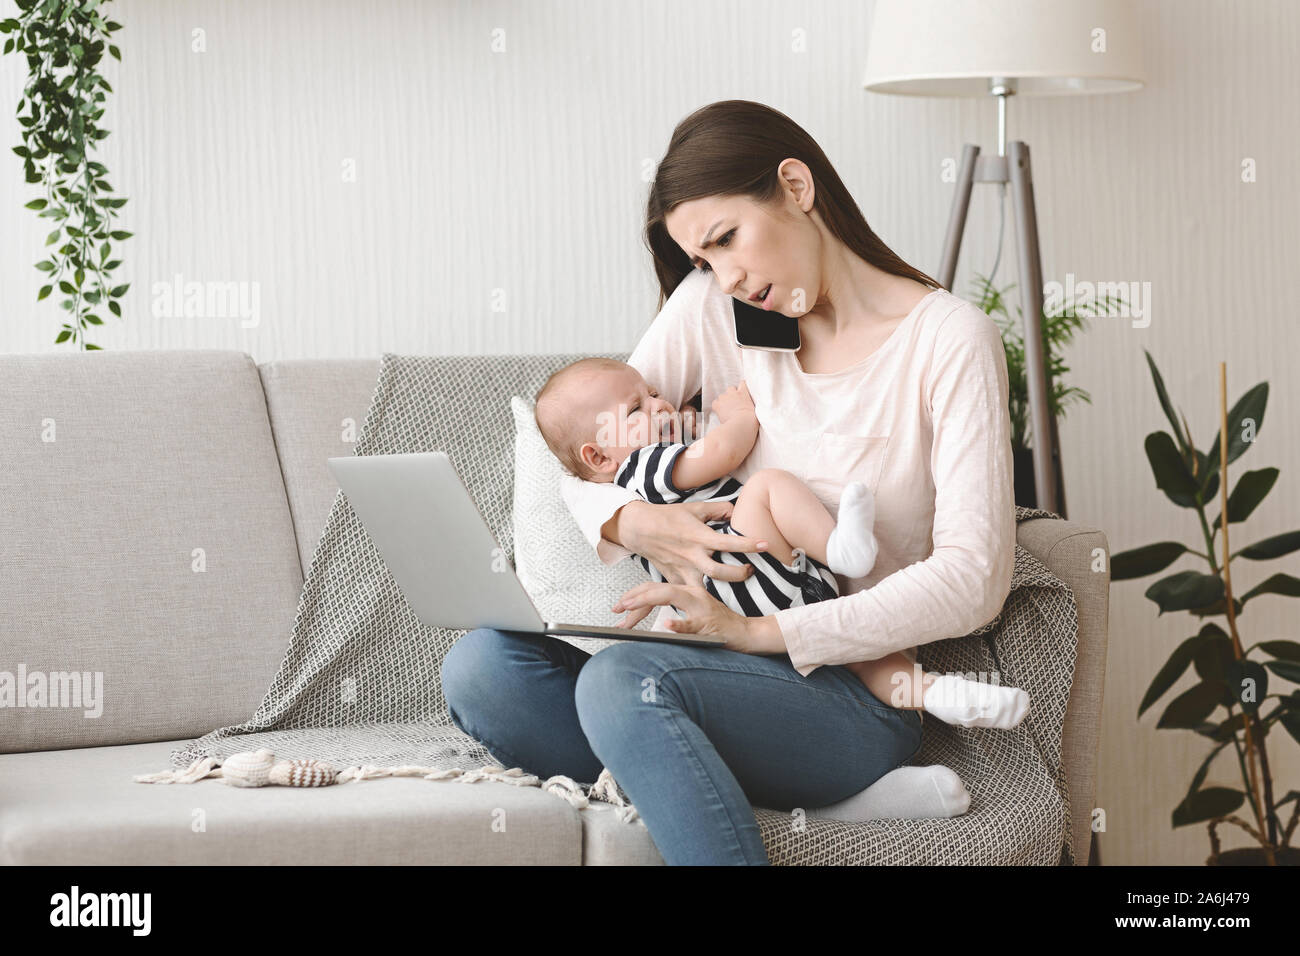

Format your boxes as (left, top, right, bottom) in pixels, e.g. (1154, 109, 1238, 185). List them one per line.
(609, 498, 768, 628)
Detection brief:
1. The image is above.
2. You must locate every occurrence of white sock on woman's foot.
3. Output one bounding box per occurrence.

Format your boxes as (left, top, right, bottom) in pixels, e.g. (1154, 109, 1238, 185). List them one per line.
(806, 765, 971, 821)
(922, 674, 1031, 729)
(825, 481, 878, 578)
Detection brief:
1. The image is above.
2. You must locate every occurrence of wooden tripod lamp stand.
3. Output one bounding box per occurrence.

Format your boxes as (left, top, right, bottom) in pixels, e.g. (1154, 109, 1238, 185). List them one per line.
(863, 0, 1145, 517)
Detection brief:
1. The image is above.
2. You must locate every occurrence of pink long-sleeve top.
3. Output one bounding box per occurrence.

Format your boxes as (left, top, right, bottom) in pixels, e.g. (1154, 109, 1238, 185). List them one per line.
(559, 267, 1016, 678)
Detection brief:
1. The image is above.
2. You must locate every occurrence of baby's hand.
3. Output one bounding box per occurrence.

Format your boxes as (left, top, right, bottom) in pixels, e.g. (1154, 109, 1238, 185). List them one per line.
(711, 381, 755, 425)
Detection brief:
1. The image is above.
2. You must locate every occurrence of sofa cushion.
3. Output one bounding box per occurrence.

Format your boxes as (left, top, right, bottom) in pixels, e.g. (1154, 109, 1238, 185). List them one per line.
(256, 359, 382, 576)
(0, 740, 582, 865)
(579, 804, 664, 865)
(0, 351, 304, 753)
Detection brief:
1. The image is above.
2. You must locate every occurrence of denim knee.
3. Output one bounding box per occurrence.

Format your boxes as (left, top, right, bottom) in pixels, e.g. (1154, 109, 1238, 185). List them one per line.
(573, 644, 667, 745)
(441, 627, 506, 717)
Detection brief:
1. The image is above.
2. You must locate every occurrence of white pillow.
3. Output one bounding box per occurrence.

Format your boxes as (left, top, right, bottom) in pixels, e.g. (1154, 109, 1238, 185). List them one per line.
(510, 395, 657, 655)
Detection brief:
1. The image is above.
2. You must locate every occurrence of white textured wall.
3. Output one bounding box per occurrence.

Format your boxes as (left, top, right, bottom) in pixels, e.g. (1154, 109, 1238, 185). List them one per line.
(2, 0, 1297, 864)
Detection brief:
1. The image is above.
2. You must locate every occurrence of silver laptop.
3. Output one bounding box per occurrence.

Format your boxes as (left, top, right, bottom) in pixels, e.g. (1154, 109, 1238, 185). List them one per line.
(327, 451, 726, 648)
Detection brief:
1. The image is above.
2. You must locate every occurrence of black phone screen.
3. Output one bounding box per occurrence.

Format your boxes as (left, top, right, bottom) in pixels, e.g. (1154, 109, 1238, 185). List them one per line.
(732, 297, 800, 351)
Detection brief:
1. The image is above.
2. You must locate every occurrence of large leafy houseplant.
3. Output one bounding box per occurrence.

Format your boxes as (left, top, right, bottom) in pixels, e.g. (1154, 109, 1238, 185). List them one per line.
(1111, 351, 1300, 865)
(2, 0, 129, 350)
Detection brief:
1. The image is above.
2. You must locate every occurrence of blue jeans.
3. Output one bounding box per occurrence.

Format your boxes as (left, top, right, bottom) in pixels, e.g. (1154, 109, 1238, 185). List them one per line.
(440, 629, 922, 865)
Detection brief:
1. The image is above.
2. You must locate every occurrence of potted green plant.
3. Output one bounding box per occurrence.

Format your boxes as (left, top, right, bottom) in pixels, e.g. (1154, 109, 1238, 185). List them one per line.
(1111, 351, 1300, 865)
(970, 273, 1121, 509)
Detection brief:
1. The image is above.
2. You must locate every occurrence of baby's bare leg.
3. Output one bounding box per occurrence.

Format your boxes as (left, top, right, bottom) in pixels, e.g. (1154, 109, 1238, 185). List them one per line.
(864, 660, 1032, 727)
(858, 655, 933, 709)
(851, 646, 1040, 726)
(728, 468, 835, 567)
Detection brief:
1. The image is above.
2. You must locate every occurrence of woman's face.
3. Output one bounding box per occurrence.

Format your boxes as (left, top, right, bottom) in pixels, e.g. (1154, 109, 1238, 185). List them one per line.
(663, 161, 821, 317)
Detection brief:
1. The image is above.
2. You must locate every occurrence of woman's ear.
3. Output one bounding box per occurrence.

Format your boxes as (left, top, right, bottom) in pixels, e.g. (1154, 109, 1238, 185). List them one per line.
(778, 157, 815, 212)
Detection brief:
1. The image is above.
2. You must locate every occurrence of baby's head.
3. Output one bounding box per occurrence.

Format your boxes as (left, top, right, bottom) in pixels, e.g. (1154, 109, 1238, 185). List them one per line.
(534, 358, 679, 482)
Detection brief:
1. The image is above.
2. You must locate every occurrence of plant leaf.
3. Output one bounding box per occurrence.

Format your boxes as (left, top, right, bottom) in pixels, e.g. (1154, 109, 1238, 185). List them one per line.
(1196, 711, 1249, 742)
(1186, 740, 1230, 792)
(1212, 468, 1279, 531)
(1264, 659, 1300, 684)
(1139, 631, 1214, 717)
(1111, 541, 1188, 580)
(1241, 573, 1300, 605)
(1258, 640, 1300, 662)
(1145, 571, 1225, 615)
(1193, 630, 1235, 683)
(1172, 787, 1245, 828)
(1189, 594, 1244, 618)
(1157, 680, 1225, 729)
(1280, 711, 1300, 747)
(1224, 659, 1268, 713)
(1143, 350, 1188, 453)
(1145, 431, 1200, 506)
(1238, 531, 1300, 561)
(1205, 382, 1268, 466)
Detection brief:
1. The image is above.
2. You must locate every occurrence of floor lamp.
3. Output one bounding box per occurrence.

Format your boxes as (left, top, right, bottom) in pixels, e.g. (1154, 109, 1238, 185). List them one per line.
(863, 0, 1145, 518)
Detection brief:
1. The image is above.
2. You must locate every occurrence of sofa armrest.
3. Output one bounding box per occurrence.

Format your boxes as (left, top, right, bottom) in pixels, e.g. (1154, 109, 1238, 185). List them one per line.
(1016, 516, 1111, 865)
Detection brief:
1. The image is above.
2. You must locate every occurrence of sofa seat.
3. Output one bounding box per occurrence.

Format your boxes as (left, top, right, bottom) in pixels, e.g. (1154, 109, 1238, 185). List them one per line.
(0, 741, 594, 865)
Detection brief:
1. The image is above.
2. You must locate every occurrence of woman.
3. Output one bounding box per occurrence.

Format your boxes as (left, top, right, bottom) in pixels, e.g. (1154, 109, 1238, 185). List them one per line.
(441, 100, 1015, 865)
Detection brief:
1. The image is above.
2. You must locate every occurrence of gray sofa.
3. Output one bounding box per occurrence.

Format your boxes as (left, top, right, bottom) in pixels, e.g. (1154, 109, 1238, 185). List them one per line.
(0, 349, 1109, 865)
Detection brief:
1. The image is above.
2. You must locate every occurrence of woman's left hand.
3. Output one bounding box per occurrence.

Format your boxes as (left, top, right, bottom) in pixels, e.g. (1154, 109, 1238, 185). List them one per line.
(611, 582, 787, 655)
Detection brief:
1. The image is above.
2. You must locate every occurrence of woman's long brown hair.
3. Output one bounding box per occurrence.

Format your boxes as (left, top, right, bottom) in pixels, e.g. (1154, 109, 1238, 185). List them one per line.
(644, 99, 941, 310)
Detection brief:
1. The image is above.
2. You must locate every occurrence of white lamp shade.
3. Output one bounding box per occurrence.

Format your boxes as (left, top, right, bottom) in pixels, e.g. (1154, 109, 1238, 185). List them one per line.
(863, 0, 1145, 96)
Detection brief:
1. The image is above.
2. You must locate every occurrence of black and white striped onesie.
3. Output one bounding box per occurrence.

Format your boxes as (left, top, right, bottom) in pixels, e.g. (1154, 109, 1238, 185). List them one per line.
(613, 441, 840, 617)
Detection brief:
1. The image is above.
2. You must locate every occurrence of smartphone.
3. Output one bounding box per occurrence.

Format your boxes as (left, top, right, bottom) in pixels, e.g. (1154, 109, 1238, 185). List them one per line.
(732, 297, 801, 352)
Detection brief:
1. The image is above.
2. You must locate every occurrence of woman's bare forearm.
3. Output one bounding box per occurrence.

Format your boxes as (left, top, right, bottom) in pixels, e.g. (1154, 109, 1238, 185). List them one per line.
(600, 498, 646, 550)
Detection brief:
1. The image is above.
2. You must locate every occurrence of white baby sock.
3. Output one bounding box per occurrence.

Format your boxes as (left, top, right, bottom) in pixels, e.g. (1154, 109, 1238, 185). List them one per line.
(825, 481, 879, 578)
(806, 765, 971, 822)
(922, 674, 1031, 730)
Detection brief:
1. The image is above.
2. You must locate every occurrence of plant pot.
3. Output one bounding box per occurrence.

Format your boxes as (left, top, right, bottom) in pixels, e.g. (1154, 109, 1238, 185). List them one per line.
(1013, 446, 1038, 509)
(1206, 847, 1300, 866)
(1012, 445, 1067, 512)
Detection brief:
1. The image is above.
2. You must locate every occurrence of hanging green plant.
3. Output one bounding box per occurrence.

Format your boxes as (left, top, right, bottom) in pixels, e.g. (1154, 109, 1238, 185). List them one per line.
(2, 0, 128, 350)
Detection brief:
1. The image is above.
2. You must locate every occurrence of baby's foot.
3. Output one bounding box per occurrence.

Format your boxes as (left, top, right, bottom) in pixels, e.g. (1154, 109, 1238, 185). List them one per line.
(922, 674, 1030, 729)
(825, 481, 878, 578)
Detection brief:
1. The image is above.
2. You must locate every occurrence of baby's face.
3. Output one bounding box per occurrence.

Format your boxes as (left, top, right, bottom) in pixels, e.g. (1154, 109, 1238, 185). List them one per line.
(580, 365, 680, 474)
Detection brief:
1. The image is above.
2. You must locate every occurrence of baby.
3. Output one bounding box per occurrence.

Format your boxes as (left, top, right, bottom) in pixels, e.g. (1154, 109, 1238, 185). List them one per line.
(534, 357, 1029, 730)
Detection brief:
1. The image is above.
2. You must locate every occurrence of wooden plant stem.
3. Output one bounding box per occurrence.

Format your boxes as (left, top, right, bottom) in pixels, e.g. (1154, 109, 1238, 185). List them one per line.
(1218, 363, 1276, 864)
